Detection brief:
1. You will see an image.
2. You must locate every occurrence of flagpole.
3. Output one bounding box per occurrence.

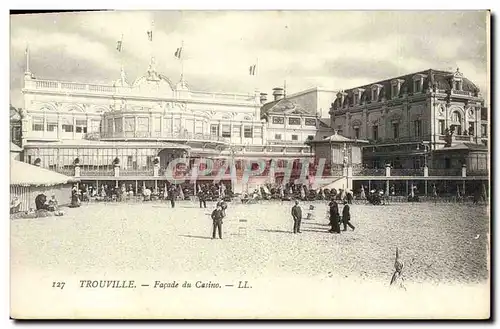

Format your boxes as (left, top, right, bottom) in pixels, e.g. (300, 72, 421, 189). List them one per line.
(181, 40, 184, 81)
(120, 34, 124, 68)
(256, 57, 259, 91)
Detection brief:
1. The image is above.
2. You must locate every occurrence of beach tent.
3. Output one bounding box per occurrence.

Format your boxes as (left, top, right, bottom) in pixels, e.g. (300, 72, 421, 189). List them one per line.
(10, 159, 78, 212)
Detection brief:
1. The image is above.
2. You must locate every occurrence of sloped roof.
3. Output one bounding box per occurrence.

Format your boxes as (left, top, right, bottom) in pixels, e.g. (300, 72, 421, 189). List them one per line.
(319, 118, 331, 128)
(10, 159, 78, 187)
(10, 142, 22, 152)
(332, 68, 481, 109)
(260, 98, 313, 119)
(310, 132, 369, 144)
(434, 142, 488, 152)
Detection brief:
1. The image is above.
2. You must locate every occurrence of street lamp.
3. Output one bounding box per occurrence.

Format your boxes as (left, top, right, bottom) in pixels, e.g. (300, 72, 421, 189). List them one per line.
(416, 142, 430, 167)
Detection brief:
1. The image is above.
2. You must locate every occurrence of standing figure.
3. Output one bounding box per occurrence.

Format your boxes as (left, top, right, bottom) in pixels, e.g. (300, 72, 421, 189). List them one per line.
(211, 205, 224, 239)
(199, 189, 207, 208)
(169, 185, 176, 208)
(341, 201, 355, 231)
(328, 200, 341, 233)
(291, 200, 302, 234)
(217, 199, 228, 218)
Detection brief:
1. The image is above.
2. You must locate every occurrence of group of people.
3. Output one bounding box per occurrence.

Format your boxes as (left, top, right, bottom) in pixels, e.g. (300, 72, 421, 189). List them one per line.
(290, 199, 355, 235)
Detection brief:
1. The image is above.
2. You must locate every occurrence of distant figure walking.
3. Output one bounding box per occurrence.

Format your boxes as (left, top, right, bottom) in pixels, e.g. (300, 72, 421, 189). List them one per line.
(390, 247, 406, 290)
(291, 200, 302, 234)
(328, 200, 341, 234)
(341, 201, 355, 231)
(211, 205, 224, 239)
(199, 189, 207, 208)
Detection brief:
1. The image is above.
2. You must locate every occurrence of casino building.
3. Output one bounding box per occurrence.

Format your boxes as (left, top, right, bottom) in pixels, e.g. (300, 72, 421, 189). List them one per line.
(17, 51, 332, 193)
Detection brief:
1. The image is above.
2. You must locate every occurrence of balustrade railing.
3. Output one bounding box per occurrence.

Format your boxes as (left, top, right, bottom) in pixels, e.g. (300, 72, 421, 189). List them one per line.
(97, 131, 226, 142)
(80, 168, 114, 177)
(390, 168, 424, 176)
(120, 168, 154, 176)
(428, 168, 462, 176)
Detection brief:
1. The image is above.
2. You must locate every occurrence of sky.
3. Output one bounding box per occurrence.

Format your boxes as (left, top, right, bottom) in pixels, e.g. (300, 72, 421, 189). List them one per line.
(9, 10, 489, 109)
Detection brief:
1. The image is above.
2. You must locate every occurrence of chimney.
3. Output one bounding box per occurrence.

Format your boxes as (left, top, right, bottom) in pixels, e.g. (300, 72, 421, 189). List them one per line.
(260, 93, 268, 104)
(272, 87, 284, 101)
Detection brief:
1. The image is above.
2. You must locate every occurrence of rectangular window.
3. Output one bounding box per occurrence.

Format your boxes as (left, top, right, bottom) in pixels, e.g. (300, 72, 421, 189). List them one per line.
(90, 120, 101, 133)
(137, 117, 149, 132)
(481, 124, 487, 137)
(288, 117, 301, 125)
(372, 125, 378, 140)
(195, 121, 203, 134)
(414, 80, 421, 93)
(210, 124, 219, 136)
(32, 117, 44, 131)
(372, 89, 377, 101)
(414, 120, 421, 137)
(124, 118, 134, 132)
(468, 122, 475, 136)
(62, 124, 74, 133)
(76, 120, 88, 133)
(304, 118, 316, 126)
(275, 134, 282, 140)
(47, 118, 58, 132)
(221, 125, 231, 138)
(232, 125, 241, 137)
(173, 118, 181, 133)
(439, 120, 445, 135)
(164, 117, 172, 132)
(253, 127, 262, 138)
(454, 81, 460, 90)
(272, 116, 284, 124)
(392, 122, 399, 139)
(353, 127, 360, 139)
(353, 93, 358, 105)
(291, 134, 298, 141)
(392, 85, 398, 98)
(244, 126, 253, 138)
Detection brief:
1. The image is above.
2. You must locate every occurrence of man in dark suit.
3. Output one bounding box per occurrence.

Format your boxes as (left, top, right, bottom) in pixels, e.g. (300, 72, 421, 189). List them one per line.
(342, 201, 355, 231)
(291, 200, 302, 234)
(169, 185, 176, 208)
(328, 199, 341, 233)
(211, 205, 224, 239)
(199, 189, 207, 208)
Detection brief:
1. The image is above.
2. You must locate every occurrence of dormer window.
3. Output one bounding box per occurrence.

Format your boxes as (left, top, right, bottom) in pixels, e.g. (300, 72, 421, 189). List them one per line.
(412, 74, 426, 93)
(371, 84, 382, 102)
(352, 88, 364, 106)
(390, 79, 404, 99)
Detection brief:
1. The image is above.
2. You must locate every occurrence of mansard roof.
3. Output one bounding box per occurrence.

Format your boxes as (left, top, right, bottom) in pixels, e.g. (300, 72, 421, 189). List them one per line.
(332, 69, 481, 109)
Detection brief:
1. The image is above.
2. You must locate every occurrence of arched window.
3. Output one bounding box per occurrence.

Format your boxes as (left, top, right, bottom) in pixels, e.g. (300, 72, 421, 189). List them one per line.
(451, 111, 461, 123)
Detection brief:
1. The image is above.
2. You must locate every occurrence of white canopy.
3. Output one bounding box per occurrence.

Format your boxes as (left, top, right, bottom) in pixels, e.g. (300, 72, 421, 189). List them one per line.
(10, 159, 77, 187)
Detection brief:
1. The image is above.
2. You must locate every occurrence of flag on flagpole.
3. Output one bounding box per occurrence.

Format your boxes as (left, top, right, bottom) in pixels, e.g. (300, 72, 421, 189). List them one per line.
(249, 64, 257, 75)
(117, 35, 123, 52)
(174, 46, 183, 59)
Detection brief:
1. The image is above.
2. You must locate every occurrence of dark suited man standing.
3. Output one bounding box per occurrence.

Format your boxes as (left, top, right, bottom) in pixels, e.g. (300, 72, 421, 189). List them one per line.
(169, 185, 176, 208)
(199, 188, 207, 208)
(211, 205, 224, 239)
(342, 201, 355, 231)
(291, 200, 303, 234)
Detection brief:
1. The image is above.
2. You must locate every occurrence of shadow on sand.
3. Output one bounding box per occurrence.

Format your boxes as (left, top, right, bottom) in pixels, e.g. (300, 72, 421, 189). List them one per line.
(257, 229, 292, 234)
(179, 234, 213, 240)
